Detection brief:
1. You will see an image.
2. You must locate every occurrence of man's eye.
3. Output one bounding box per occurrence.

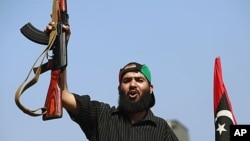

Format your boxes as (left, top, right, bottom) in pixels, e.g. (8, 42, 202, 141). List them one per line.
(122, 78, 131, 83)
(136, 78, 144, 82)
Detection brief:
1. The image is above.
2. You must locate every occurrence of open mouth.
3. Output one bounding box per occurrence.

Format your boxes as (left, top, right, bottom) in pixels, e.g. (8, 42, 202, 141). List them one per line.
(128, 90, 139, 99)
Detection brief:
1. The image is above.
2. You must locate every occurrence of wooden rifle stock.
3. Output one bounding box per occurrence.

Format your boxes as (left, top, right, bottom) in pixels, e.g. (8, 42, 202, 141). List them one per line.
(43, 69, 62, 120)
(32, 60, 63, 120)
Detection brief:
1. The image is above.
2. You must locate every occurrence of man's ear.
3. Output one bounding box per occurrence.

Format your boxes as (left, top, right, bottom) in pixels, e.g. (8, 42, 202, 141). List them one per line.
(150, 84, 154, 95)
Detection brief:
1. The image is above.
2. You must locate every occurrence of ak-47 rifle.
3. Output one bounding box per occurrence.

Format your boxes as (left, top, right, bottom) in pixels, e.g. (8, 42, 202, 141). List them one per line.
(15, 0, 69, 121)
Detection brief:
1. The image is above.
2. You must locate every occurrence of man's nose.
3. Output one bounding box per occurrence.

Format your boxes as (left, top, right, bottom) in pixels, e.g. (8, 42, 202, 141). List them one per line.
(129, 79, 137, 88)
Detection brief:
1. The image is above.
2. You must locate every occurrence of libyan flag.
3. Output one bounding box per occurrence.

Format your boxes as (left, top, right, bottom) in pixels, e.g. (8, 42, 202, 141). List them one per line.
(214, 57, 237, 141)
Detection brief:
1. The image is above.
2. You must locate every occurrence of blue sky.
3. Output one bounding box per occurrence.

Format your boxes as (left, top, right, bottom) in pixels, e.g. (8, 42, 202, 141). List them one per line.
(1, 0, 250, 141)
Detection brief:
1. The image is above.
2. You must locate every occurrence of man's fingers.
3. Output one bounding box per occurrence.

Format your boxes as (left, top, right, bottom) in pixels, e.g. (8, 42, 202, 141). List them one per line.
(62, 25, 71, 40)
(44, 22, 71, 40)
(44, 22, 56, 32)
(63, 25, 71, 33)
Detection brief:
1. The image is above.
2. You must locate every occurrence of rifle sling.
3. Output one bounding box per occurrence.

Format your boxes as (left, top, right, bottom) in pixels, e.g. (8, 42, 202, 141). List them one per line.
(15, 0, 59, 117)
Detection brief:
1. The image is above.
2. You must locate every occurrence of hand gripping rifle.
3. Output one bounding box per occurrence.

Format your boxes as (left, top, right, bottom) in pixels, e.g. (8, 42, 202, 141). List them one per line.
(15, 0, 69, 121)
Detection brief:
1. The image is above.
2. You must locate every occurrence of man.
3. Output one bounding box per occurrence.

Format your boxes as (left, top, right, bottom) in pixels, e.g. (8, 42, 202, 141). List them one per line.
(47, 23, 179, 141)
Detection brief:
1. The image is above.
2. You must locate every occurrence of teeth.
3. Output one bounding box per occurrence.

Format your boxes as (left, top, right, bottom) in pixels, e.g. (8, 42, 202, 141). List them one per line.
(127, 90, 139, 99)
(128, 91, 138, 98)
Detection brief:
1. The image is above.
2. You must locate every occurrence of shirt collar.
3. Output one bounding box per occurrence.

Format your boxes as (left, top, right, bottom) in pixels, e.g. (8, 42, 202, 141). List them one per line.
(111, 109, 157, 127)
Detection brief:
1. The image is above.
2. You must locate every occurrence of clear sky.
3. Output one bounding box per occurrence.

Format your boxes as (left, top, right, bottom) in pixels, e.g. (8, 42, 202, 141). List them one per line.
(1, 0, 250, 141)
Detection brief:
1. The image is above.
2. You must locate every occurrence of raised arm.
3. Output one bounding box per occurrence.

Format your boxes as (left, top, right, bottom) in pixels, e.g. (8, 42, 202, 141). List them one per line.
(60, 69, 80, 116)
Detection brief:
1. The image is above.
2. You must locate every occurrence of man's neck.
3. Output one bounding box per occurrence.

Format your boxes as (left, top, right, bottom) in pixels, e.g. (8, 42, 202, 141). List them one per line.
(129, 110, 147, 123)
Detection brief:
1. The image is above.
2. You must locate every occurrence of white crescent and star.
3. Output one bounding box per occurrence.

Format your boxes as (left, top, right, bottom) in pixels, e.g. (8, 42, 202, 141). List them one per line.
(215, 110, 235, 135)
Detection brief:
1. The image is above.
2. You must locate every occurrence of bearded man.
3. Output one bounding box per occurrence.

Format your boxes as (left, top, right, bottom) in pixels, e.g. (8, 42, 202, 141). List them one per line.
(46, 22, 179, 141)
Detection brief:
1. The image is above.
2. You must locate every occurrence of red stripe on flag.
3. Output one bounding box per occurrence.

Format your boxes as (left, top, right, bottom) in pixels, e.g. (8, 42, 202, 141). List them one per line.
(213, 56, 237, 124)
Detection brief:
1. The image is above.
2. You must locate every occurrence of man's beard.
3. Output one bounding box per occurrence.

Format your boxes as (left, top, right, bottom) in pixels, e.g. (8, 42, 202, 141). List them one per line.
(118, 88, 152, 114)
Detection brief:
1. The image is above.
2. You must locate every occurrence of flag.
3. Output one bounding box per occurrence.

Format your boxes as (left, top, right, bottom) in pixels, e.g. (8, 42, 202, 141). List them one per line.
(214, 57, 237, 141)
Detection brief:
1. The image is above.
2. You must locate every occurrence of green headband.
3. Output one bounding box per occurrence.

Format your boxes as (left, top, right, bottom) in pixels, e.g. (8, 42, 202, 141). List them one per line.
(119, 62, 151, 83)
